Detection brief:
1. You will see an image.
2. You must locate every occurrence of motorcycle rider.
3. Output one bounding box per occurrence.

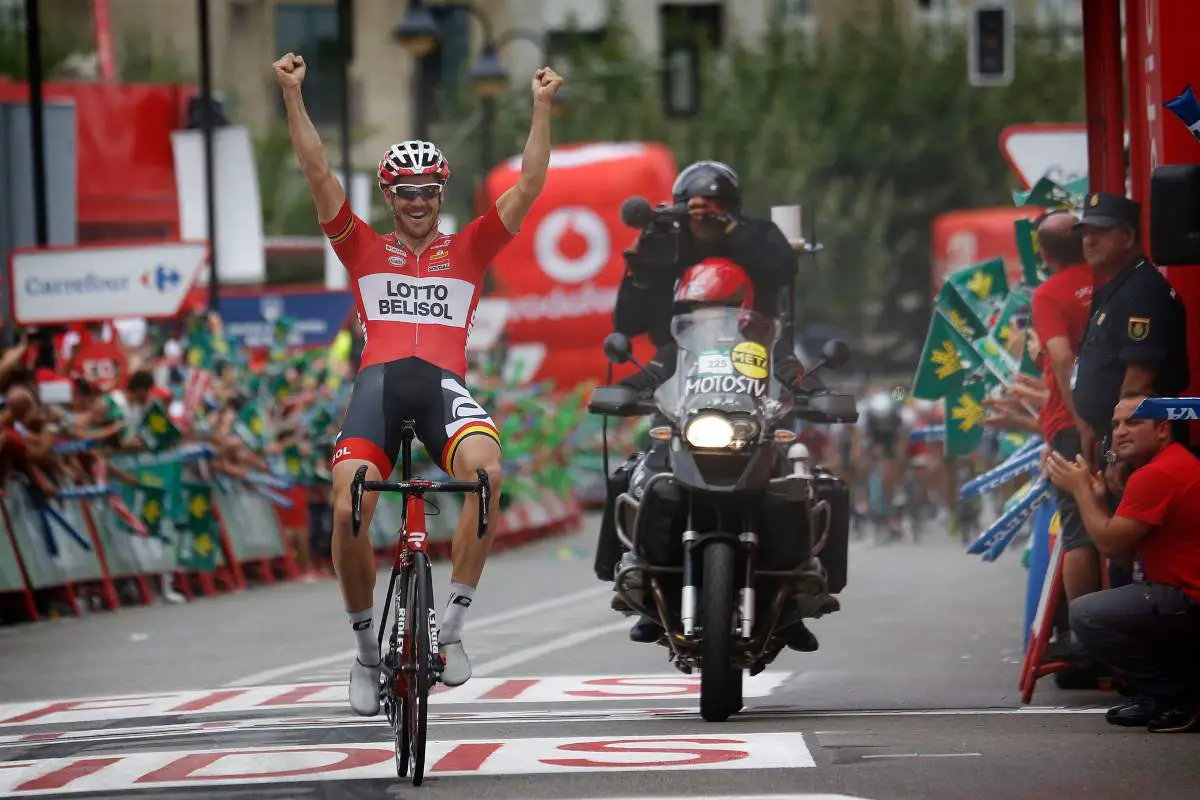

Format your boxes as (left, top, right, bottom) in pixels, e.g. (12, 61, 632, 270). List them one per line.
(596, 160, 823, 651)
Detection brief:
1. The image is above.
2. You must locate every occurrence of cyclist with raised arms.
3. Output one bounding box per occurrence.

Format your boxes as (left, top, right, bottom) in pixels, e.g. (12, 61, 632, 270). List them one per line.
(273, 52, 563, 715)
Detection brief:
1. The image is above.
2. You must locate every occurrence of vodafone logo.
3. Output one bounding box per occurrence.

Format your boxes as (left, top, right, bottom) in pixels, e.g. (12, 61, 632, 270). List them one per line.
(534, 207, 610, 285)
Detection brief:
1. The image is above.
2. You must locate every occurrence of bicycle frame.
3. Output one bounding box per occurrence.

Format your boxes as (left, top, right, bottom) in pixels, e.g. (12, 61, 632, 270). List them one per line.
(349, 421, 492, 653)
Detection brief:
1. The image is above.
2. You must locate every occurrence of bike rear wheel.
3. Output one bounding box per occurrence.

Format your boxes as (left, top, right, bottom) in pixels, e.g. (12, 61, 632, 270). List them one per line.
(404, 552, 435, 786)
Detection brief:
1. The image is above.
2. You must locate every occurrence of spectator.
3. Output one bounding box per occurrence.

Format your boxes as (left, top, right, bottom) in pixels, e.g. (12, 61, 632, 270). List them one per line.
(1072, 193, 1189, 471)
(1027, 211, 1109, 619)
(1046, 391, 1200, 732)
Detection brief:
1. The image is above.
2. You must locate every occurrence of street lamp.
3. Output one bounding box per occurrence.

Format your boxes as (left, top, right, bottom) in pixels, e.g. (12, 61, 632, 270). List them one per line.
(393, 1, 443, 139)
(392, 2, 441, 57)
(469, 44, 509, 100)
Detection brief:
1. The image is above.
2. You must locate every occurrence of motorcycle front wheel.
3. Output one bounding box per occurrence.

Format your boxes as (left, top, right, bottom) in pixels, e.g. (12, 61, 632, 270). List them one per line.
(699, 541, 740, 722)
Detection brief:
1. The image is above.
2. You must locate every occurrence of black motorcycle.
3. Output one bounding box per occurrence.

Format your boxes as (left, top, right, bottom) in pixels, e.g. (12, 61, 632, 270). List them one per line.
(588, 306, 858, 722)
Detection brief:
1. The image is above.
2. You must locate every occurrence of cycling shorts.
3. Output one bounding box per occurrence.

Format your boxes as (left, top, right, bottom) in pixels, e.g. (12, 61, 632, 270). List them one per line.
(331, 357, 500, 478)
(866, 430, 899, 460)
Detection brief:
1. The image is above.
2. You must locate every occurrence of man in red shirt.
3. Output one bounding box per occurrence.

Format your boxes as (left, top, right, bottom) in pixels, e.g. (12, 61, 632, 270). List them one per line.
(1030, 211, 1099, 607)
(1047, 392, 1200, 732)
(275, 52, 563, 712)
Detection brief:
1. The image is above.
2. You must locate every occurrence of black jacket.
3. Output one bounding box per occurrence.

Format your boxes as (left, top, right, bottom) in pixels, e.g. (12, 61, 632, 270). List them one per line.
(613, 216, 800, 347)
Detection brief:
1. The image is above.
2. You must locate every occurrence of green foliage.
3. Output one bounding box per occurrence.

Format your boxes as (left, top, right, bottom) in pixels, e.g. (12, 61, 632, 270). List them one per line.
(436, 9, 1083, 369)
(117, 31, 195, 83)
(0, 8, 87, 80)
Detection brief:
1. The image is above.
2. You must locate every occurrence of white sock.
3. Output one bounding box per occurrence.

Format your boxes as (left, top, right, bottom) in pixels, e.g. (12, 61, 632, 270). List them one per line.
(440, 583, 475, 644)
(348, 608, 379, 667)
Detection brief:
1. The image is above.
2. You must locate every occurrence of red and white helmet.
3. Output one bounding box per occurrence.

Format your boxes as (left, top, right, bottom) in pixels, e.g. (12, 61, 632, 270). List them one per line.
(377, 140, 451, 190)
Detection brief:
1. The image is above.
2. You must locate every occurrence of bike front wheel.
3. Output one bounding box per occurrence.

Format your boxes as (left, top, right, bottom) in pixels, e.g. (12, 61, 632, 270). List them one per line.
(404, 552, 436, 786)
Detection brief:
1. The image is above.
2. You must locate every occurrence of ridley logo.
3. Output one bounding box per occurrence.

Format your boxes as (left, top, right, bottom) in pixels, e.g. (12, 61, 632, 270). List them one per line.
(333, 447, 351, 461)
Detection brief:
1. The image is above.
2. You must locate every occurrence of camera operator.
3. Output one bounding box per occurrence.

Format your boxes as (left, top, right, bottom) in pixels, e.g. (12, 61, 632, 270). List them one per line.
(598, 160, 820, 651)
(613, 160, 807, 393)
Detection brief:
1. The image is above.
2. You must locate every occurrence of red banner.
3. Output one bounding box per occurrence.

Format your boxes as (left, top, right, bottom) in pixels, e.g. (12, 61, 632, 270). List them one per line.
(484, 142, 678, 387)
(0, 80, 192, 237)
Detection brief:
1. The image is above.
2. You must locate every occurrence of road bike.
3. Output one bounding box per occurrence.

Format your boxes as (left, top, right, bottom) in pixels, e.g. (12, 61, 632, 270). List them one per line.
(350, 419, 490, 786)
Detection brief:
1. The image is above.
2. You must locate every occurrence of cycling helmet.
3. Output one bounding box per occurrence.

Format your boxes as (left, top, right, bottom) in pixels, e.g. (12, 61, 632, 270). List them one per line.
(377, 140, 451, 191)
(865, 391, 895, 417)
(672, 160, 741, 211)
(674, 258, 755, 312)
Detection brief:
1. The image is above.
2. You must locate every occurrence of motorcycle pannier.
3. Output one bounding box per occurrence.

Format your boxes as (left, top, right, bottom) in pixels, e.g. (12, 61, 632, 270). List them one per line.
(813, 469, 849, 593)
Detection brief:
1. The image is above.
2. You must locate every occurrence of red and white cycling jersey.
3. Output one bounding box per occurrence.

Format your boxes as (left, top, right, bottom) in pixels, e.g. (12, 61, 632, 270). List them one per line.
(321, 200, 515, 376)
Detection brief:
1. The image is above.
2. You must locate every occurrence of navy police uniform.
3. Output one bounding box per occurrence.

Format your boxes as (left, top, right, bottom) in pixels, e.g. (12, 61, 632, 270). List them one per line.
(1072, 193, 1189, 460)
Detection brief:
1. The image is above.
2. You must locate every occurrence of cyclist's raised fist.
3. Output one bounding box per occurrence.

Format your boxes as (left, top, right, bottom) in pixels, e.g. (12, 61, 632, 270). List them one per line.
(273, 53, 306, 89)
(532, 67, 563, 105)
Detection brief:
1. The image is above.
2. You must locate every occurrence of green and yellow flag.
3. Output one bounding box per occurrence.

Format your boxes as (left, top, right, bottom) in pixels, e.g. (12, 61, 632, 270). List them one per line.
(1014, 218, 1047, 288)
(943, 376, 988, 458)
(1012, 175, 1082, 210)
(973, 334, 1020, 387)
(989, 289, 1031, 351)
(137, 400, 183, 452)
(177, 482, 218, 572)
(947, 258, 1009, 321)
(234, 402, 268, 450)
(912, 310, 983, 400)
(934, 281, 988, 341)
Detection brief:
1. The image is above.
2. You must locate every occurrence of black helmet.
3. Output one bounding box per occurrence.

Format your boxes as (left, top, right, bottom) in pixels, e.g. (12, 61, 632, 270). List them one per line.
(672, 160, 741, 211)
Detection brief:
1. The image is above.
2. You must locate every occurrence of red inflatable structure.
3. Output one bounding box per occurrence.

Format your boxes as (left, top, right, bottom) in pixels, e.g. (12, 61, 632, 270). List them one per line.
(484, 142, 678, 388)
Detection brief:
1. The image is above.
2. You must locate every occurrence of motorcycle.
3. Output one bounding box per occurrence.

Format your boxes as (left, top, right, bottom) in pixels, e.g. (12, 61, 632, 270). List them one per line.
(588, 306, 858, 722)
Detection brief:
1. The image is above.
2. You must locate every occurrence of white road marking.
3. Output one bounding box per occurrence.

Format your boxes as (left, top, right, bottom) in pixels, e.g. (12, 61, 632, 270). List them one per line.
(471, 618, 631, 677)
(0, 732, 815, 795)
(224, 584, 611, 687)
(0, 673, 793, 728)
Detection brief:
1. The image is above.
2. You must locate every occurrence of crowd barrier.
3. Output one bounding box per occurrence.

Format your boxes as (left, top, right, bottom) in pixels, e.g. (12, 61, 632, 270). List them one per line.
(0, 464, 582, 625)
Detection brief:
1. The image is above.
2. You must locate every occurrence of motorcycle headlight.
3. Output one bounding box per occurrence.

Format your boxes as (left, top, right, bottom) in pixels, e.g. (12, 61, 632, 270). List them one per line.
(685, 413, 735, 448)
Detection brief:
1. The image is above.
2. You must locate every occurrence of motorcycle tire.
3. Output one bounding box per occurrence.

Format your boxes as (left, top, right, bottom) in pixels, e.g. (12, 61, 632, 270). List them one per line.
(700, 541, 739, 723)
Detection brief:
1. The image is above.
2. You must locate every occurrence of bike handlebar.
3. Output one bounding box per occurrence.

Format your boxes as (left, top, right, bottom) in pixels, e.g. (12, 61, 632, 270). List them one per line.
(350, 466, 491, 540)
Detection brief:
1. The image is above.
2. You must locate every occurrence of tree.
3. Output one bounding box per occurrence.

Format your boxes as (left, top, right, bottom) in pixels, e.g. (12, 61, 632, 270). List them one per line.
(437, 5, 1084, 372)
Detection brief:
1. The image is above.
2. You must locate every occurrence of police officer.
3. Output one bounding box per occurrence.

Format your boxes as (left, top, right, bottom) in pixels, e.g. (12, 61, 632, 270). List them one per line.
(1072, 192, 1189, 471)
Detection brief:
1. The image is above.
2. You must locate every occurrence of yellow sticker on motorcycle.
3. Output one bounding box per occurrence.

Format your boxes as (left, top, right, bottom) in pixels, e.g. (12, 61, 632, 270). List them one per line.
(730, 341, 769, 380)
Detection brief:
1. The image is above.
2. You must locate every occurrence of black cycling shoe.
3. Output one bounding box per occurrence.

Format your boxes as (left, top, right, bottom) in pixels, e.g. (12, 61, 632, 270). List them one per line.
(629, 615, 664, 643)
(1106, 696, 1157, 727)
(781, 621, 820, 652)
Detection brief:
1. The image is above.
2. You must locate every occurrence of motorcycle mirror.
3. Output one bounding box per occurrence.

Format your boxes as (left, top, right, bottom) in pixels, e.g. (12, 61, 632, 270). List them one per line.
(603, 332, 634, 365)
(821, 339, 851, 371)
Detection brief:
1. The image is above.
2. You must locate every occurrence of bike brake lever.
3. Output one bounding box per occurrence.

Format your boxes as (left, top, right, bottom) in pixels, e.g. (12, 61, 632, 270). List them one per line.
(475, 468, 491, 539)
(350, 464, 368, 537)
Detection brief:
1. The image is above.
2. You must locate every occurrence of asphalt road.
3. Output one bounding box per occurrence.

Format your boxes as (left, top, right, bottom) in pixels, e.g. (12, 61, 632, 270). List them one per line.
(1, 515, 1196, 800)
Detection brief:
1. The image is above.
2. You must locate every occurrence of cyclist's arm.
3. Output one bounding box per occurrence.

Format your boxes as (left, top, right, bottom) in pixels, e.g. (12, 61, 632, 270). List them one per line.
(495, 102, 553, 235)
(281, 85, 345, 225)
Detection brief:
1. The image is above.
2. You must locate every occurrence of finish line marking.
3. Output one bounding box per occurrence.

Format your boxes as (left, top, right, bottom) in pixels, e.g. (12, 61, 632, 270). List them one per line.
(0, 733, 815, 795)
(0, 673, 791, 728)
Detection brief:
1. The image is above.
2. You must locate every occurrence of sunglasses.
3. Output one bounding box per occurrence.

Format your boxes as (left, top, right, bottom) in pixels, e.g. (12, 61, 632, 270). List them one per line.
(390, 184, 444, 201)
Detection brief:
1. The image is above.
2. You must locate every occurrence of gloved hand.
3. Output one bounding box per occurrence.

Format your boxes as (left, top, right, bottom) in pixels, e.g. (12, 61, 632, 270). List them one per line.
(618, 344, 676, 393)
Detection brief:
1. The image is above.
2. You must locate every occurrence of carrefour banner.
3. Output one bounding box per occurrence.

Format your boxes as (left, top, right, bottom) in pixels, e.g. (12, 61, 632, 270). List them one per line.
(217, 288, 357, 350)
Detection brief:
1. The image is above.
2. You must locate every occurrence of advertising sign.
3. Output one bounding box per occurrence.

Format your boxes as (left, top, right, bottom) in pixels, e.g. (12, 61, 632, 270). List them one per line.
(10, 242, 207, 325)
(217, 288, 357, 350)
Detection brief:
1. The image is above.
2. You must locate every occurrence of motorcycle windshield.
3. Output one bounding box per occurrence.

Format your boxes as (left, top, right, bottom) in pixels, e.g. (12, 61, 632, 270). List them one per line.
(654, 307, 794, 426)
